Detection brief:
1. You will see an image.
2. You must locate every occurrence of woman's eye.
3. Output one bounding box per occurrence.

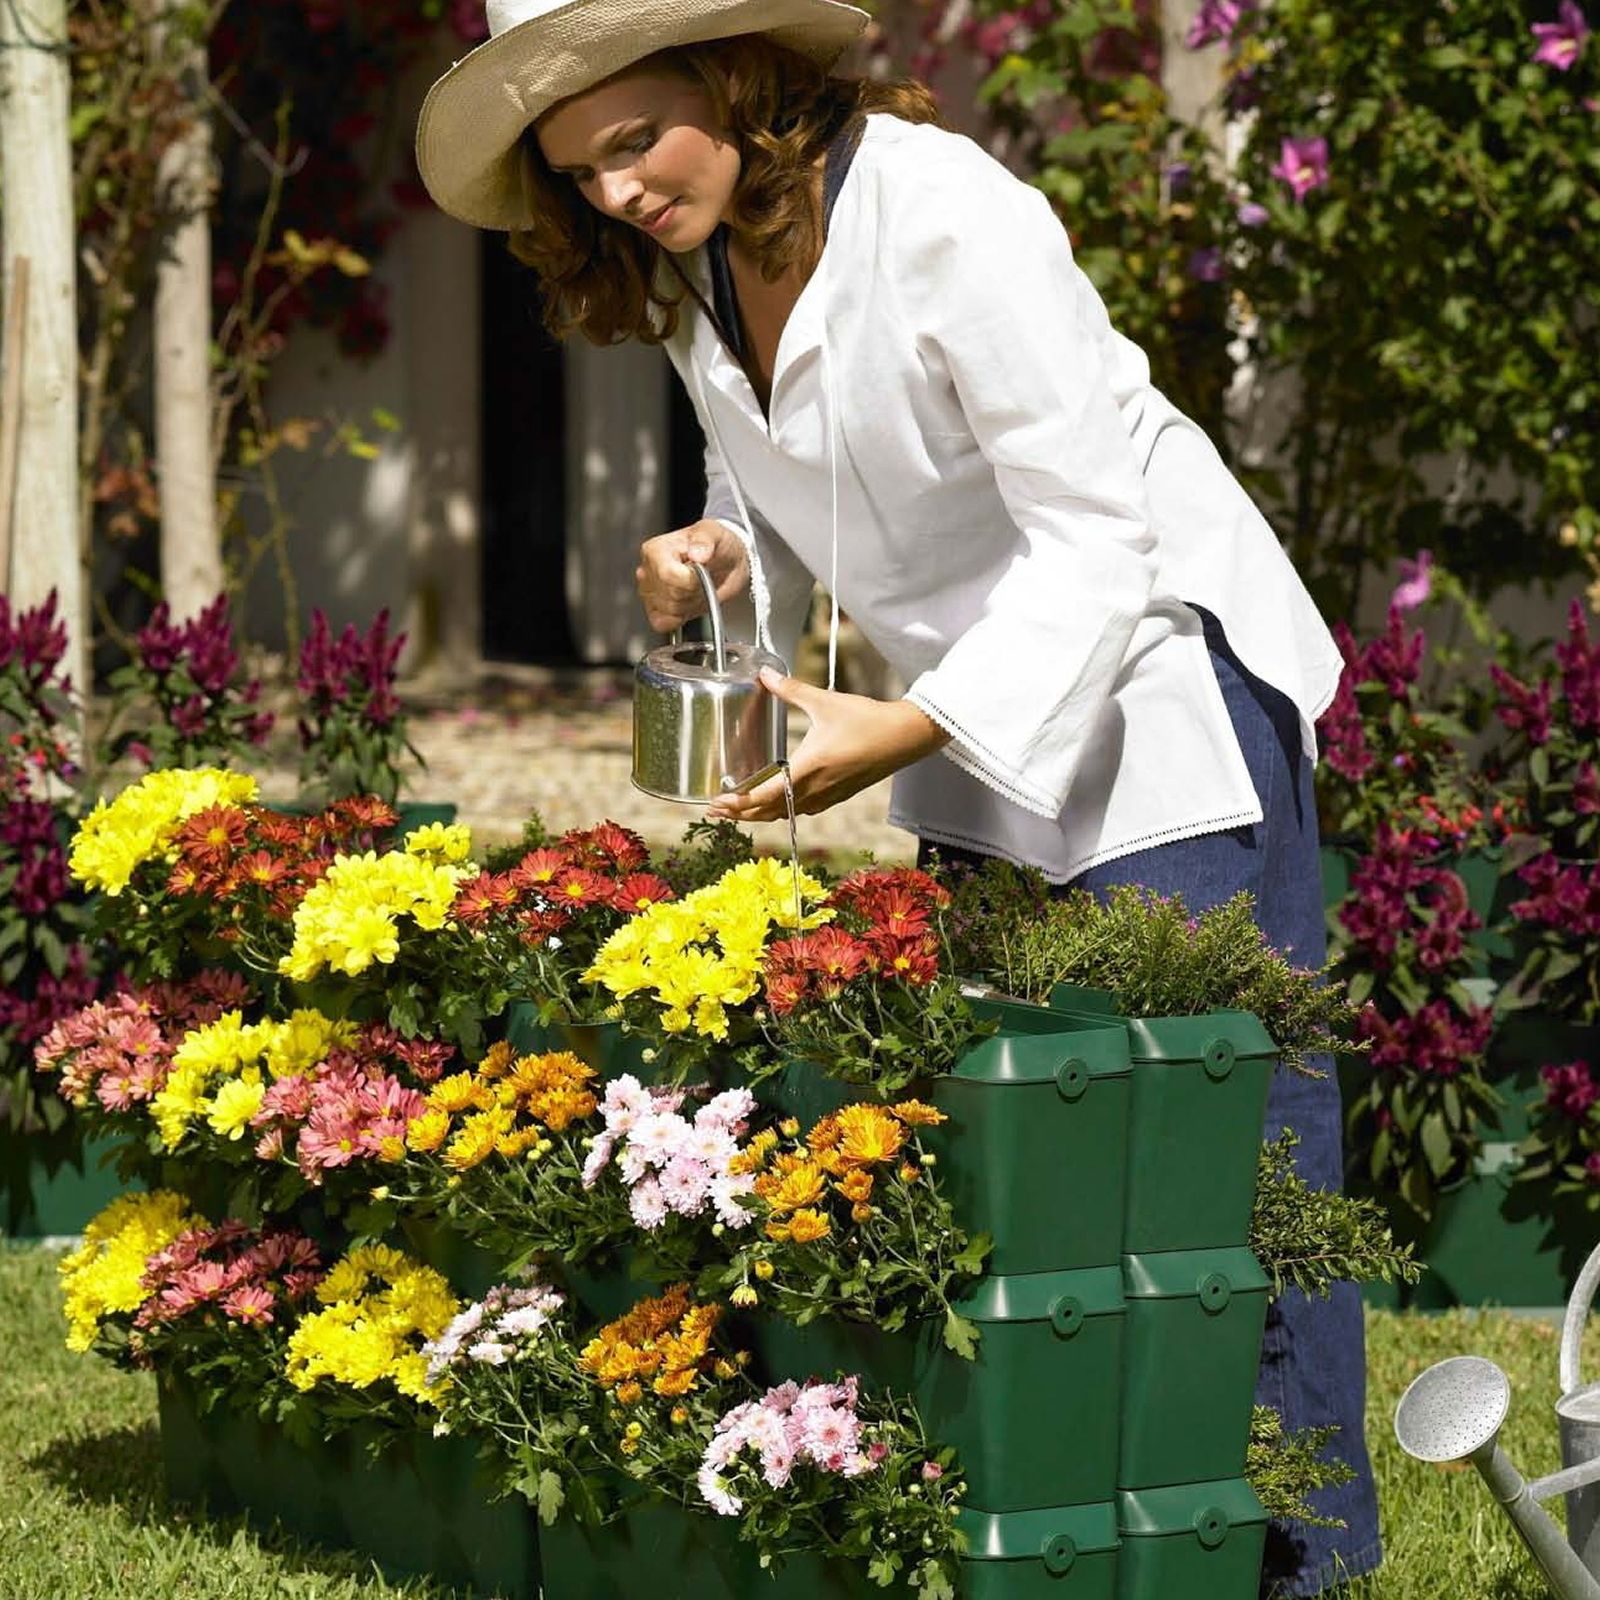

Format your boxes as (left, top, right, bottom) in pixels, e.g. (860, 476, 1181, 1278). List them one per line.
(629, 129, 656, 154)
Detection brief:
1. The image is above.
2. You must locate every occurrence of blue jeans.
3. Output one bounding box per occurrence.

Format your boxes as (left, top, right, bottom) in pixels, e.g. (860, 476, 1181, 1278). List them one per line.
(919, 613, 1382, 1596)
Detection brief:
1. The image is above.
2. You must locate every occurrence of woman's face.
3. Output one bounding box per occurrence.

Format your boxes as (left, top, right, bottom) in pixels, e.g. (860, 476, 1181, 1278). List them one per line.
(536, 65, 740, 251)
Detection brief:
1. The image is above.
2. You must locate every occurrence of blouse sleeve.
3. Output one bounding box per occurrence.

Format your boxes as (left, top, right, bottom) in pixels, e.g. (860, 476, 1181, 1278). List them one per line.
(893, 153, 1162, 820)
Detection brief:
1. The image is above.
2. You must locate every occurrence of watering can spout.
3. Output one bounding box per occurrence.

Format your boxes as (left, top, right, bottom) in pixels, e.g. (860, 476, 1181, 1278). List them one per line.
(1395, 1356, 1600, 1600)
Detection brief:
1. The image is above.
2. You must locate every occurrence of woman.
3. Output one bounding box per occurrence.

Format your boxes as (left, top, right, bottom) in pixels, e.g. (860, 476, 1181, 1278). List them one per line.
(417, 2, 1377, 1592)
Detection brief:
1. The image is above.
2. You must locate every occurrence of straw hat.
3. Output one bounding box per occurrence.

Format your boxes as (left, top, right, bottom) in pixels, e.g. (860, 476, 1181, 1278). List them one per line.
(416, 0, 871, 231)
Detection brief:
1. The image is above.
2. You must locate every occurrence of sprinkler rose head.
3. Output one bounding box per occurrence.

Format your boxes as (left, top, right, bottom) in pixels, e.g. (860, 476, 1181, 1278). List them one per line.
(1395, 1355, 1511, 1463)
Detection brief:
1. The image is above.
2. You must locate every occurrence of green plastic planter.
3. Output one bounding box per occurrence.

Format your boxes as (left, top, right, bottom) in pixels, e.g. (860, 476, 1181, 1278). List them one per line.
(334, 1426, 538, 1599)
(1486, 1015, 1600, 1144)
(158, 1375, 538, 1596)
(158, 1375, 345, 1547)
(762, 996, 1133, 1275)
(1050, 987, 1275, 1256)
(1424, 1142, 1594, 1309)
(1114, 1479, 1266, 1600)
(751, 1264, 1126, 1512)
(399, 1212, 511, 1299)
(539, 1494, 886, 1597)
(503, 1006, 655, 1081)
(395, 801, 458, 832)
(0, 1129, 136, 1238)
(1118, 1248, 1270, 1491)
(959, 1502, 1119, 1599)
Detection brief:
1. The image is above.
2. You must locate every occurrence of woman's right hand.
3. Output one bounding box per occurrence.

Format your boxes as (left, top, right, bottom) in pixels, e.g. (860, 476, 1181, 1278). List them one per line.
(636, 520, 750, 634)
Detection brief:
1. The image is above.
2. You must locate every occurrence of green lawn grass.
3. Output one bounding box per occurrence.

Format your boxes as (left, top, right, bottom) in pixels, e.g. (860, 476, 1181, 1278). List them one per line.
(1, 1240, 1590, 1598)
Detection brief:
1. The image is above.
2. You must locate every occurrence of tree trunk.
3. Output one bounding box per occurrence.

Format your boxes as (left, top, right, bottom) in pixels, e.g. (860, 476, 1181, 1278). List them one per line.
(152, 4, 222, 620)
(0, 0, 86, 710)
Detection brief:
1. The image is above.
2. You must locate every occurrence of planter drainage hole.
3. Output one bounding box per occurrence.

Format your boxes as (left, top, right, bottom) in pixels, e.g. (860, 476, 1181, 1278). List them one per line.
(1055, 1059, 1089, 1101)
(1199, 1272, 1233, 1313)
(1050, 1296, 1086, 1339)
(1202, 1038, 1236, 1081)
(1195, 1508, 1229, 1549)
(1042, 1534, 1077, 1574)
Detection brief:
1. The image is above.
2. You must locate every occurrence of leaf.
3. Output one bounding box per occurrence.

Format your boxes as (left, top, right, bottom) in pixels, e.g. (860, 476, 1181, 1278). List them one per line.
(942, 1308, 980, 1361)
(1420, 1112, 1454, 1178)
(537, 1469, 565, 1524)
(951, 1231, 992, 1276)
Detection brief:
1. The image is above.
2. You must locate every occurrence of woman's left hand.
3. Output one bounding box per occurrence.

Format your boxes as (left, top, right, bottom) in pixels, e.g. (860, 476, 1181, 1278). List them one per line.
(706, 668, 951, 823)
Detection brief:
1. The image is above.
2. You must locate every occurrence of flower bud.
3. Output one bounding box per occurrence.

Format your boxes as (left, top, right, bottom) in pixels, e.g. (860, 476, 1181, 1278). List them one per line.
(730, 1285, 758, 1308)
(754, 1259, 774, 1281)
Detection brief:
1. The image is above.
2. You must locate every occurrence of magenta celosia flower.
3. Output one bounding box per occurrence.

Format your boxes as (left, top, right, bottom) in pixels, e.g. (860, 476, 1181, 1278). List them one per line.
(1557, 600, 1600, 732)
(1532, 0, 1591, 69)
(1512, 855, 1600, 936)
(1489, 664, 1554, 745)
(1271, 136, 1329, 201)
(1542, 1061, 1598, 1121)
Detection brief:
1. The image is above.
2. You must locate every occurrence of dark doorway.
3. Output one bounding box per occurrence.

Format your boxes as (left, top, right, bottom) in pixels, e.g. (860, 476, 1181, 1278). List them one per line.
(480, 236, 714, 663)
(480, 237, 572, 664)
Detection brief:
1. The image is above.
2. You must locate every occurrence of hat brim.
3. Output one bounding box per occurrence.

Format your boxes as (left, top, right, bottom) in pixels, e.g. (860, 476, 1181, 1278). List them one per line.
(416, 0, 870, 231)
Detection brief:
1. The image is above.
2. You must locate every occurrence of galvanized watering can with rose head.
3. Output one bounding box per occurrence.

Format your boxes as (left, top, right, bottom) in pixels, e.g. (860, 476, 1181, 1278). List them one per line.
(1392, 1238, 1600, 1600)
(631, 561, 788, 803)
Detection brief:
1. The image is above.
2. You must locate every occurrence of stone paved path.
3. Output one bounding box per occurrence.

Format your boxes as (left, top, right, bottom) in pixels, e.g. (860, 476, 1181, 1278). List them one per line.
(252, 671, 915, 866)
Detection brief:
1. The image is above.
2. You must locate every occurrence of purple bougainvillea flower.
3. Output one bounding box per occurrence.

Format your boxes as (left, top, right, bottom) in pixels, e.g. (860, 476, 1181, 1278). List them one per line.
(1390, 550, 1434, 613)
(1187, 0, 1246, 49)
(1270, 136, 1330, 202)
(1236, 199, 1270, 228)
(1531, 0, 1590, 70)
(1187, 246, 1226, 282)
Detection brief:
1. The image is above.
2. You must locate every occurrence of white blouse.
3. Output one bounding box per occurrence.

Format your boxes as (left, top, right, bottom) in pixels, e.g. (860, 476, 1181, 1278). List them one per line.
(661, 114, 1343, 882)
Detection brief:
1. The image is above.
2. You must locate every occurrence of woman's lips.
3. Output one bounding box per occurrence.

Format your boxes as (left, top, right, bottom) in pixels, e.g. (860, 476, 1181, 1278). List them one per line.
(643, 201, 680, 234)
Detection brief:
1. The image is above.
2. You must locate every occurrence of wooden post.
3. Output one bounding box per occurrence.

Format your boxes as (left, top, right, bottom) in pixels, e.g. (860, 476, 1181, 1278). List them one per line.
(153, 0, 223, 620)
(0, 0, 86, 709)
(0, 260, 29, 593)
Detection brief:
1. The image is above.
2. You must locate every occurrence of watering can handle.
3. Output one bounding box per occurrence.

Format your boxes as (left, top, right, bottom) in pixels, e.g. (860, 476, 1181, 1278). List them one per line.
(1559, 1240, 1600, 1395)
(670, 561, 727, 675)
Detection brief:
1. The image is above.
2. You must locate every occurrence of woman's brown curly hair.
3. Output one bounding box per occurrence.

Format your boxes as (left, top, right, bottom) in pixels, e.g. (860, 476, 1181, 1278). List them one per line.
(509, 35, 941, 347)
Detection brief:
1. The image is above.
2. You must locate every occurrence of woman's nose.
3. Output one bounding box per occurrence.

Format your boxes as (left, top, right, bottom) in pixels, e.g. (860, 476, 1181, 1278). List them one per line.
(598, 168, 643, 216)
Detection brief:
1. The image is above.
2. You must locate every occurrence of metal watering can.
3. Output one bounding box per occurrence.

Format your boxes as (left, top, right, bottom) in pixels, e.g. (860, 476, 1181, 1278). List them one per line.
(631, 562, 787, 803)
(1393, 1239, 1600, 1600)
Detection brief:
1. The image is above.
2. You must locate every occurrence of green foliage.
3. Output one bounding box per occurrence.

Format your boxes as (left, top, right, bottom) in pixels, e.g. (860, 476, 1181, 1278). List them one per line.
(1251, 1132, 1421, 1300)
(944, 865, 1359, 1072)
(479, 812, 551, 873)
(955, 0, 1599, 608)
(1246, 1405, 1353, 1528)
(656, 818, 760, 895)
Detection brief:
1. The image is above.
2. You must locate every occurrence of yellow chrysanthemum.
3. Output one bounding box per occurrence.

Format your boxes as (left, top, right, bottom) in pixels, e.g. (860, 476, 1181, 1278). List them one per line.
(403, 822, 473, 864)
(429, 1072, 492, 1116)
(261, 1010, 358, 1077)
(759, 1161, 827, 1215)
(152, 1013, 270, 1149)
(582, 860, 830, 1038)
(443, 1109, 513, 1171)
(278, 850, 468, 982)
(59, 1191, 202, 1352)
(783, 1207, 831, 1244)
(405, 1108, 451, 1153)
(286, 1247, 458, 1407)
(206, 1076, 266, 1140)
(835, 1104, 906, 1167)
(69, 768, 258, 895)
